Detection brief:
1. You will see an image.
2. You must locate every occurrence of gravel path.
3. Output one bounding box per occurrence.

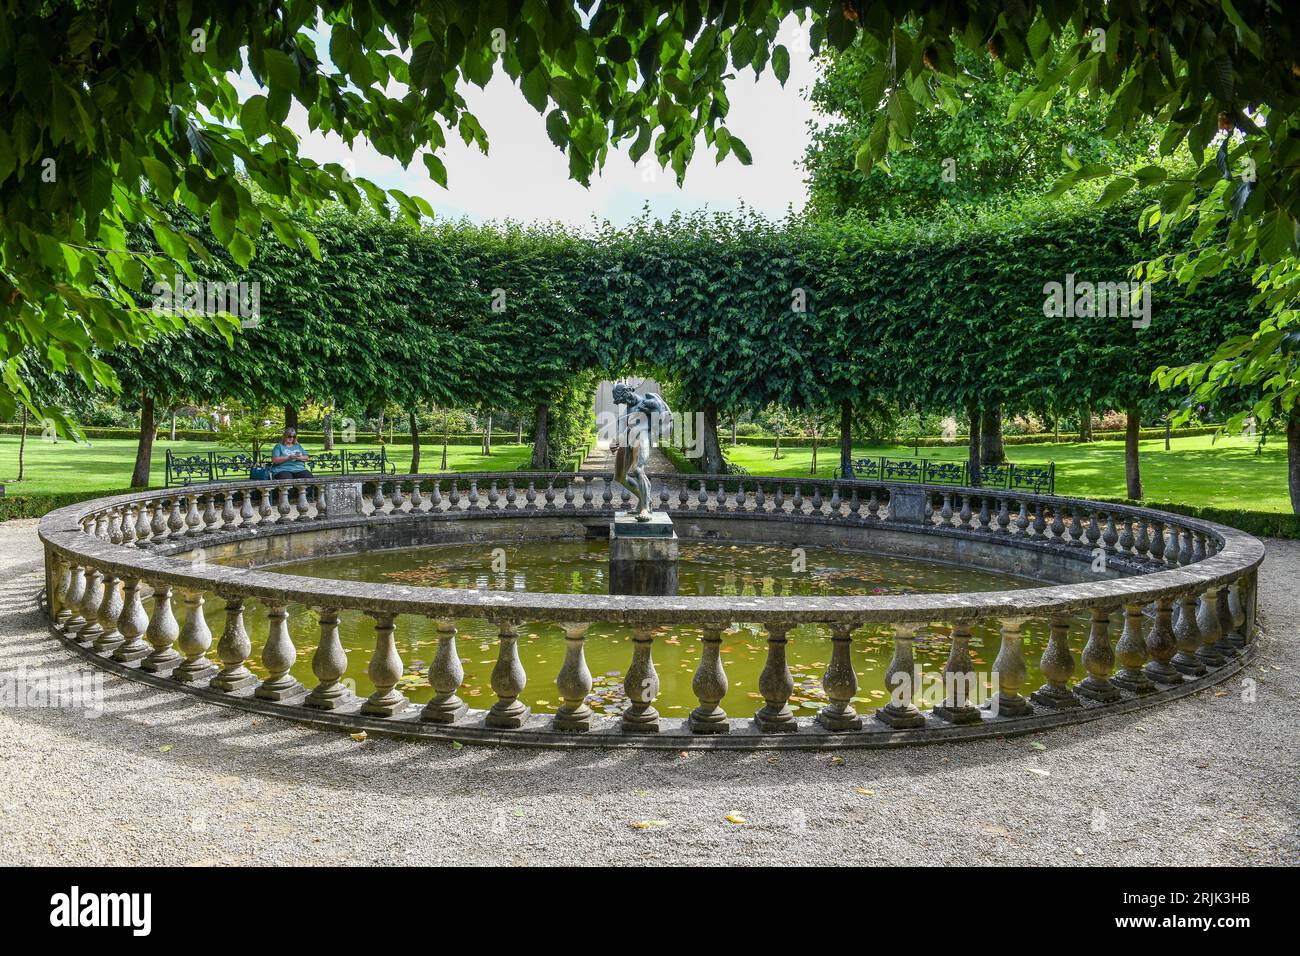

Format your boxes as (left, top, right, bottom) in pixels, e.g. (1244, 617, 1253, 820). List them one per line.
(0, 518, 1293, 866)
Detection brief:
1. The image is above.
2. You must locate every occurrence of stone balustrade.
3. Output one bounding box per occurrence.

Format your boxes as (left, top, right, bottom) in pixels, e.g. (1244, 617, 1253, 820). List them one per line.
(37, 472, 1264, 749)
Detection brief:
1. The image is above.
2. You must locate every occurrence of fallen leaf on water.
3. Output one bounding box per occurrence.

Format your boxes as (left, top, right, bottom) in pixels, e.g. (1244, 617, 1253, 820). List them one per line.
(629, 820, 668, 830)
(852, 787, 875, 797)
(980, 823, 1009, 836)
(1028, 742, 1047, 751)
(725, 811, 749, 825)
(1026, 767, 1050, 777)
(830, 755, 845, 765)
(159, 744, 173, 753)
(451, 741, 463, 750)
(350, 732, 368, 742)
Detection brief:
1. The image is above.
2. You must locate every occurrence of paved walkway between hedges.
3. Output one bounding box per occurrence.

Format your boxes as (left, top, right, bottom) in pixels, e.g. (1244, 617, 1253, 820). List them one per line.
(580, 440, 677, 474)
(0, 518, 1294, 866)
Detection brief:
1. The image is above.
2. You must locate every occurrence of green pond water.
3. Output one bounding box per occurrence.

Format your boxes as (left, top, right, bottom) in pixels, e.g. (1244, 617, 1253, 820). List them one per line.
(210, 540, 1099, 716)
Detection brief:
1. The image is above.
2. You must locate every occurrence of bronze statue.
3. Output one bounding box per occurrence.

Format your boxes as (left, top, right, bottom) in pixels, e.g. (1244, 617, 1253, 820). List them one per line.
(610, 382, 671, 521)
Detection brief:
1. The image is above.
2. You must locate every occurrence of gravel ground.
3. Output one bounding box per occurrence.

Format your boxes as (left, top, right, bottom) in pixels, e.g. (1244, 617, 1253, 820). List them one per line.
(0, 517, 1294, 866)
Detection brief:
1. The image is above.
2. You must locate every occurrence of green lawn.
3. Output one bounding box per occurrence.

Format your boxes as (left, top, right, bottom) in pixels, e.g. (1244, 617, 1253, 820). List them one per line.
(0, 435, 532, 495)
(724, 434, 1291, 513)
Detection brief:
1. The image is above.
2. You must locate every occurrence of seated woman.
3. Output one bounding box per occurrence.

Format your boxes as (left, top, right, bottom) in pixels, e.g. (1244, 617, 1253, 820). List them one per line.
(269, 427, 313, 478)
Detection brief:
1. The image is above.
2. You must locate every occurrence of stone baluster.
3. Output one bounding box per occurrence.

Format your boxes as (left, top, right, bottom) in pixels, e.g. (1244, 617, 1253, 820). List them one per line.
(817, 622, 862, 731)
(1149, 520, 1166, 562)
(239, 490, 255, 527)
(141, 583, 182, 674)
(92, 574, 125, 654)
(1178, 528, 1194, 565)
(1015, 500, 1029, 534)
(1192, 532, 1207, 563)
(255, 604, 303, 700)
(411, 480, 424, 512)
(752, 623, 797, 732)
(976, 497, 991, 531)
(107, 508, 123, 544)
(995, 498, 1011, 533)
(1030, 615, 1080, 709)
(360, 611, 407, 716)
(304, 607, 350, 710)
(877, 622, 926, 728)
(73, 567, 105, 645)
(1134, 518, 1150, 559)
(202, 492, 219, 532)
(1214, 586, 1242, 657)
(1110, 603, 1154, 694)
(173, 590, 217, 683)
(421, 617, 467, 724)
(525, 481, 538, 509)
(371, 481, 387, 514)
(258, 486, 274, 522)
(431, 480, 443, 511)
(562, 481, 575, 511)
(689, 625, 729, 734)
(1171, 592, 1207, 676)
(314, 482, 329, 521)
(62, 562, 87, 633)
(934, 622, 982, 723)
(210, 595, 257, 692)
(110, 577, 151, 662)
(133, 504, 150, 545)
(50, 554, 71, 626)
(1086, 510, 1103, 549)
(1142, 597, 1181, 686)
(622, 627, 660, 733)
(1194, 587, 1226, 667)
(296, 485, 312, 519)
(958, 494, 973, 528)
(772, 484, 785, 514)
(1118, 516, 1134, 554)
(1229, 577, 1251, 647)
(151, 500, 169, 540)
(221, 491, 236, 529)
(553, 622, 594, 732)
(1067, 506, 1085, 546)
(1032, 502, 1046, 536)
(184, 494, 203, 535)
(391, 480, 406, 513)
(486, 620, 529, 728)
(1076, 606, 1121, 702)
(990, 616, 1032, 716)
(278, 485, 294, 519)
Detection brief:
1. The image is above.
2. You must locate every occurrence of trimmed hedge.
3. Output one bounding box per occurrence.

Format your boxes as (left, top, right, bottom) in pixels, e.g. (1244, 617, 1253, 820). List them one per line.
(0, 422, 522, 446)
(729, 426, 1221, 449)
(1094, 498, 1300, 540)
(0, 488, 138, 521)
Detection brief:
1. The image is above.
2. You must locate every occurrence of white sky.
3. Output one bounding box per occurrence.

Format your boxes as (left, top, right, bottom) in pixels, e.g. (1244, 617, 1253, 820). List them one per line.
(280, 21, 820, 229)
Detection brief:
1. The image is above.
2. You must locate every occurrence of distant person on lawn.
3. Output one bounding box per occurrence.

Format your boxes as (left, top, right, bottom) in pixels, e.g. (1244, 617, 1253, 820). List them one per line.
(270, 427, 312, 479)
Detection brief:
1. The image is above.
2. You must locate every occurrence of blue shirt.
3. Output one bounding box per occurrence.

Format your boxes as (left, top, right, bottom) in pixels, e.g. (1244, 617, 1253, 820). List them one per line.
(271, 442, 308, 473)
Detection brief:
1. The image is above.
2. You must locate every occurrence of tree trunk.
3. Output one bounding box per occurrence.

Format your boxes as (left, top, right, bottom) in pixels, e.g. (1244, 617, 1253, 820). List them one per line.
(483, 413, 493, 455)
(323, 406, 335, 451)
(441, 413, 451, 471)
(17, 406, 28, 481)
(731, 416, 738, 446)
(810, 433, 818, 475)
(1079, 404, 1093, 442)
(169, 407, 177, 441)
(284, 404, 298, 430)
(1125, 406, 1143, 500)
(980, 405, 1004, 465)
(773, 433, 781, 460)
(1288, 404, 1300, 515)
(130, 395, 155, 488)
(967, 406, 981, 486)
(409, 410, 421, 474)
(839, 399, 853, 477)
(517, 419, 524, 444)
(1052, 415, 1059, 444)
(700, 401, 725, 474)
(375, 408, 384, 443)
(529, 402, 549, 469)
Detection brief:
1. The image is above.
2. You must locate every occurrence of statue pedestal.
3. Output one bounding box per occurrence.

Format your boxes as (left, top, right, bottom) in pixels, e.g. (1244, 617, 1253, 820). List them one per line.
(609, 513, 678, 596)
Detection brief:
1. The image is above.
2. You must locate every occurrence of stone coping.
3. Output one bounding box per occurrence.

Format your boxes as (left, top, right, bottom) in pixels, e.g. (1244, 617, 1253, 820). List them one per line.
(38, 472, 1265, 627)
